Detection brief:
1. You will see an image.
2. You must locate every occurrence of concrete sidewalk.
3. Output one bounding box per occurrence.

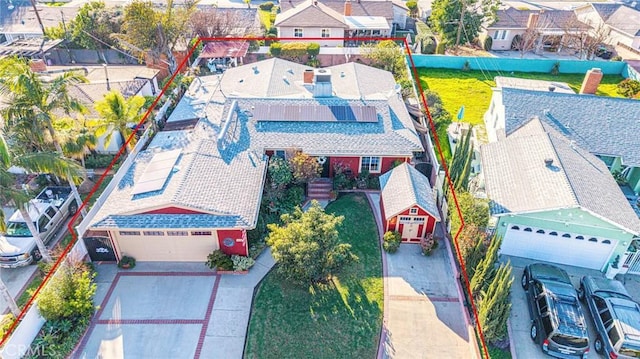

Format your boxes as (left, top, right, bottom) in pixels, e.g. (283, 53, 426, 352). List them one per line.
(365, 192, 478, 359)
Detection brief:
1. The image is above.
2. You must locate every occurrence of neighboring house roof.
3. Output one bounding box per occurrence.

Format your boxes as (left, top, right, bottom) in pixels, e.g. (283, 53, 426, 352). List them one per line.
(488, 7, 588, 30)
(603, 5, 640, 37)
(379, 162, 440, 220)
(0, 5, 79, 34)
(482, 117, 640, 235)
(275, 0, 346, 28)
(90, 120, 268, 229)
(499, 87, 640, 167)
(280, 0, 406, 18)
(63, 79, 148, 118)
(0, 38, 63, 58)
(589, 3, 622, 21)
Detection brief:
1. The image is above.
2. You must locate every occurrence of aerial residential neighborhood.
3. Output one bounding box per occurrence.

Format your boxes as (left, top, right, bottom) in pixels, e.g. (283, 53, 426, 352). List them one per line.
(0, 0, 639, 358)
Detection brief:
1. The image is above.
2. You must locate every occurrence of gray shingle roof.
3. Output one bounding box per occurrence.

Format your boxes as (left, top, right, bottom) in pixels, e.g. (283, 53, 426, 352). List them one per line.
(501, 87, 640, 167)
(379, 162, 440, 220)
(591, 3, 622, 21)
(90, 119, 268, 230)
(280, 0, 402, 19)
(90, 58, 420, 230)
(275, 0, 346, 28)
(489, 7, 588, 30)
(481, 117, 640, 234)
(604, 5, 640, 37)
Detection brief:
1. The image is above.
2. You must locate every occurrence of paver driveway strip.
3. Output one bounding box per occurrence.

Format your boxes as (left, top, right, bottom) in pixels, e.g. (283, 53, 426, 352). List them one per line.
(74, 252, 274, 359)
(366, 192, 478, 359)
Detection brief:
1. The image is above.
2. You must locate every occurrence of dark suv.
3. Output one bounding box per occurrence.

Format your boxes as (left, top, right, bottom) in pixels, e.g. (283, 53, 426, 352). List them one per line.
(522, 264, 590, 358)
(579, 276, 640, 359)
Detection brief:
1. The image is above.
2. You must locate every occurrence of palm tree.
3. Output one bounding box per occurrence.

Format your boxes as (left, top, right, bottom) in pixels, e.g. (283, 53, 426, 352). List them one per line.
(0, 134, 83, 265)
(55, 115, 97, 169)
(92, 90, 146, 154)
(0, 56, 88, 217)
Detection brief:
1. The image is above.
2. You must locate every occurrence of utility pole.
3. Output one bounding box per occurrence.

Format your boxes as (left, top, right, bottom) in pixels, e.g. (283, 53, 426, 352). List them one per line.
(29, 0, 46, 35)
(455, 0, 466, 47)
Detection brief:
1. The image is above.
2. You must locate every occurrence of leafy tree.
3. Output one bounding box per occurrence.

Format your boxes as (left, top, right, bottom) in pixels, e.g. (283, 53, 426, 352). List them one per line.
(0, 56, 88, 217)
(55, 116, 97, 168)
(423, 90, 451, 125)
(449, 191, 489, 242)
(118, 0, 198, 74)
(478, 261, 513, 343)
(457, 224, 486, 277)
(70, 1, 123, 50)
(470, 235, 502, 298)
(361, 40, 407, 79)
(617, 79, 640, 98)
(406, 1, 418, 17)
(37, 260, 97, 321)
(0, 133, 83, 264)
(91, 90, 146, 153)
(268, 156, 293, 188)
(190, 7, 259, 38)
(287, 151, 321, 184)
(431, 0, 498, 47)
(267, 201, 358, 284)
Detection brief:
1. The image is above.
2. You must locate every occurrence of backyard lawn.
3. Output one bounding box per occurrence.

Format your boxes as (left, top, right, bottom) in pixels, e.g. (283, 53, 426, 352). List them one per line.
(244, 193, 383, 359)
(417, 68, 625, 162)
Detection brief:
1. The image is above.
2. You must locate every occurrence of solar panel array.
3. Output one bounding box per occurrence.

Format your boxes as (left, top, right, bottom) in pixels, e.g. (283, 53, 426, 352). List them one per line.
(253, 104, 378, 123)
(131, 149, 182, 195)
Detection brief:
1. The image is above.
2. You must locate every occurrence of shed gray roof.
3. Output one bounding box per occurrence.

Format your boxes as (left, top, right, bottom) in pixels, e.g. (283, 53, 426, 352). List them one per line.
(65, 80, 148, 118)
(481, 117, 640, 234)
(0, 5, 79, 34)
(500, 87, 640, 167)
(90, 119, 268, 230)
(379, 162, 440, 220)
(590, 3, 623, 21)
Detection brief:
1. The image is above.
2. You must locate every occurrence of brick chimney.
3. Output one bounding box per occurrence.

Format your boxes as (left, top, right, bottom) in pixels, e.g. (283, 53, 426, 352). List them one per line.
(303, 69, 314, 84)
(527, 13, 539, 29)
(579, 68, 603, 94)
(344, 0, 352, 16)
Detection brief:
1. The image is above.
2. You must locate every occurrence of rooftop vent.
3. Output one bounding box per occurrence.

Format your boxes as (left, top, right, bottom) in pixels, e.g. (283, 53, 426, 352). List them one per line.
(544, 158, 554, 167)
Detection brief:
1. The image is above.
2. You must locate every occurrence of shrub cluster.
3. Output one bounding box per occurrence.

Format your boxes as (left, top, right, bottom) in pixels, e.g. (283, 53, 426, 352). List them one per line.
(383, 231, 402, 253)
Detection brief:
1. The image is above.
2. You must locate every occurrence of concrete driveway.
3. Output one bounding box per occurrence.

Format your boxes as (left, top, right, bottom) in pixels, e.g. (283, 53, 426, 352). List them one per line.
(75, 251, 274, 359)
(381, 244, 477, 359)
(507, 255, 607, 359)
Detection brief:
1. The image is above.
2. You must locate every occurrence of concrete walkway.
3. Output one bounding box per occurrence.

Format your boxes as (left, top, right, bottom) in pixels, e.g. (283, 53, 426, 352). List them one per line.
(74, 250, 274, 359)
(365, 193, 478, 359)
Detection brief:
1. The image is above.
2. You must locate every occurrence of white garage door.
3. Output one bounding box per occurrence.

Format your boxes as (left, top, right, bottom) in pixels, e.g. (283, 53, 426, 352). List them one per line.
(500, 226, 616, 270)
(116, 231, 219, 262)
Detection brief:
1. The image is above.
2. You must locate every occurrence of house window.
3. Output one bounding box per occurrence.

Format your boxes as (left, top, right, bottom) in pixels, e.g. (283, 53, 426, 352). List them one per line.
(562, 233, 571, 238)
(511, 225, 520, 230)
(492, 30, 507, 40)
(576, 235, 584, 240)
(274, 150, 286, 159)
(143, 231, 164, 236)
(192, 231, 212, 236)
(602, 240, 611, 244)
(360, 156, 381, 173)
(167, 231, 189, 236)
(410, 208, 418, 215)
(589, 237, 598, 242)
(549, 231, 558, 236)
(223, 238, 235, 247)
(597, 155, 616, 169)
(372, 30, 381, 36)
(524, 227, 533, 232)
(294, 28, 303, 38)
(119, 231, 140, 236)
(321, 29, 330, 38)
(536, 229, 545, 234)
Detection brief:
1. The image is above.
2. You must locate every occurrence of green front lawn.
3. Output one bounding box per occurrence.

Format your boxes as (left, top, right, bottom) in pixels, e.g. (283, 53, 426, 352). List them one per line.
(244, 193, 383, 359)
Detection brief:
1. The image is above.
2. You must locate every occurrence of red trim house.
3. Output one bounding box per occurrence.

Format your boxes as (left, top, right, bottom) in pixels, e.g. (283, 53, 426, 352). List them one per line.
(379, 163, 440, 242)
(86, 58, 424, 262)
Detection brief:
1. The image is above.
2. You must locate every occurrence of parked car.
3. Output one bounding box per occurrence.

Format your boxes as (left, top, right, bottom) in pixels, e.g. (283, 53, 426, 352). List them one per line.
(522, 263, 590, 358)
(579, 276, 640, 359)
(595, 46, 613, 60)
(0, 187, 77, 268)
